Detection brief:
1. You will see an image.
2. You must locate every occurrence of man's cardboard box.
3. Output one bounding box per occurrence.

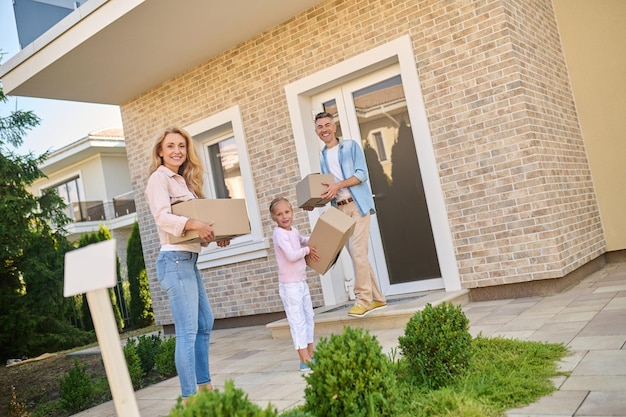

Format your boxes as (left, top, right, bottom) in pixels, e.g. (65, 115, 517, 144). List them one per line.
(296, 173, 335, 208)
(169, 198, 250, 244)
(307, 207, 356, 275)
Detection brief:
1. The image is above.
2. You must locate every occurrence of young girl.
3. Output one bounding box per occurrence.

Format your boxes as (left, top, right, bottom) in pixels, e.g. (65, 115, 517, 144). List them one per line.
(144, 126, 230, 400)
(270, 197, 320, 371)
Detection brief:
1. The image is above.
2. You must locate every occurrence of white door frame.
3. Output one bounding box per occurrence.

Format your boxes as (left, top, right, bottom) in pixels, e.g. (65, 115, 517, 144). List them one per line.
(285, 35, 461, 306)
(311, 65, 445, 295)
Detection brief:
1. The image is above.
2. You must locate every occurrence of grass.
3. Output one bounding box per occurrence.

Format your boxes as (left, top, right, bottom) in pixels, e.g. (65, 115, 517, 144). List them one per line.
(392, 335, 569, 417)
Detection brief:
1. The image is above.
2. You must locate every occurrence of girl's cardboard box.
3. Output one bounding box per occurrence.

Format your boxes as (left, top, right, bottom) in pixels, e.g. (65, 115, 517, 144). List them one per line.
(296, 173, 334, 208)
(169, 199, 250, 244)
(306, 207, 356, 275)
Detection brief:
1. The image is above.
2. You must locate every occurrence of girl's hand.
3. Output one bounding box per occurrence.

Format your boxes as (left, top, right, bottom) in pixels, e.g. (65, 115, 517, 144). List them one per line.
(307, 247, 320, 262)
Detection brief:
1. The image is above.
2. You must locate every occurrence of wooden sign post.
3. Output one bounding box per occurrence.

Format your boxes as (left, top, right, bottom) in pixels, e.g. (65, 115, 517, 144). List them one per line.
(64, 239, 140, 417)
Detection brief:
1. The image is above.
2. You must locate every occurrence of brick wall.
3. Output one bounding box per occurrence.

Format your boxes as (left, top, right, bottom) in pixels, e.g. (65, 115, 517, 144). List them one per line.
(415, 0, 604, 288)
(121, 0, 604, 324)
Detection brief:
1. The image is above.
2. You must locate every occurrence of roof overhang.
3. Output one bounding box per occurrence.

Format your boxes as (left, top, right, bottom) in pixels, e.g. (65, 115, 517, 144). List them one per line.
(40, 136, 126, 174)
(0, 0, 323, 105)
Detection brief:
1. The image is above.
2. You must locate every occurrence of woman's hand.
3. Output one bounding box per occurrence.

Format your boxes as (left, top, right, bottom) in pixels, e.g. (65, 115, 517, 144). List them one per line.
(216, 239, 231, 248)
(185, 219, 215, 242)
(201, 238, 231, 248)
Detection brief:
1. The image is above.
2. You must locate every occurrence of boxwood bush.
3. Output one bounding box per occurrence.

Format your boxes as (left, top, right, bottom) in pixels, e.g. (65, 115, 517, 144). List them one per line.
(398, 301, 473, 389)
(303, 326, 399, 416)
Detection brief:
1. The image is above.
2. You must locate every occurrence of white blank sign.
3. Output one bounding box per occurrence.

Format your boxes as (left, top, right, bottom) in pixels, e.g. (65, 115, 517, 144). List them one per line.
(64, 239, 117, 297)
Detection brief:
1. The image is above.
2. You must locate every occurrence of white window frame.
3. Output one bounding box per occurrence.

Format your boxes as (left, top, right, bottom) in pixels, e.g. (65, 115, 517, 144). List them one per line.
(44, 171, 85, 200)
(185, 105, 269, 269)
(42, 171, 84, 215)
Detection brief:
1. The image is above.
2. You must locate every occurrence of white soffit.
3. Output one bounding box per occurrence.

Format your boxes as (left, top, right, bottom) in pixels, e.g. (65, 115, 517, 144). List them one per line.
(0, 0, 323, 105)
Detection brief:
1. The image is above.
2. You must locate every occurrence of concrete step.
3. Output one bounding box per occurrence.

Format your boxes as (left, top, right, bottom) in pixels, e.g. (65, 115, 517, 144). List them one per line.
(266, 289, 470, 339)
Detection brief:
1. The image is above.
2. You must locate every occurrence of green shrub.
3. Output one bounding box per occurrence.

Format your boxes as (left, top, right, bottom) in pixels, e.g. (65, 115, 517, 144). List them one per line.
(30, 401, 64, 417)
(59, 358, 95, 413)
(136, 333, 161, 374)
(167, 379, 278, 416)
(123, 338, 145, 389)
(398, 302, 473, 389)
(156, 336, 177, 378)
(90, 375, 113, 407)
(279, 407, 315, 417)
(303, 326, 399, 417)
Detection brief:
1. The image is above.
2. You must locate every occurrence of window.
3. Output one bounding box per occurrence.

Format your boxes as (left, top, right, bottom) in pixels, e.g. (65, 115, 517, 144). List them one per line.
(185, 106, 268, 268)
(207, 136, 244, 199)
(373, 131, 387, 161)
(52, 177, 81, 220)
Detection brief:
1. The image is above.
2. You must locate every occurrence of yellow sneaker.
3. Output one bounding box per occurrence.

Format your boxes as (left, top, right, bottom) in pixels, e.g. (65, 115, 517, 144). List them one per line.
(348, 303, 369, 317)
(367, 301, 387, 312)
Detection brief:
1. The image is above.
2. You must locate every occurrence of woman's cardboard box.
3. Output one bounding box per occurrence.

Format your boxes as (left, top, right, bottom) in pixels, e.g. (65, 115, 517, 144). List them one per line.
(169, 199, 250, 244)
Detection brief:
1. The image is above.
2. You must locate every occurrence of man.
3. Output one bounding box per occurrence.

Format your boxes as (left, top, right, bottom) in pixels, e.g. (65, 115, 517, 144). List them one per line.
(307, 111, 386, 317)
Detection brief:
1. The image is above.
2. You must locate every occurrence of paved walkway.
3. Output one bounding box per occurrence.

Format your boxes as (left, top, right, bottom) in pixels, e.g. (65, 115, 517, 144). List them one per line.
(72, 259, 626, 417)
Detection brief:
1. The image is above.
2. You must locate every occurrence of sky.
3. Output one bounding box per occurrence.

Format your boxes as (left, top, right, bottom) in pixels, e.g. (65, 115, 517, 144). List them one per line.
(0, 0, 123, 155)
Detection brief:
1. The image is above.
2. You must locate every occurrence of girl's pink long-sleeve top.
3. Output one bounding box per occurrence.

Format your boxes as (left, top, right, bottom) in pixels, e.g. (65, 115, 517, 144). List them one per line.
(272, 226, 310, 283)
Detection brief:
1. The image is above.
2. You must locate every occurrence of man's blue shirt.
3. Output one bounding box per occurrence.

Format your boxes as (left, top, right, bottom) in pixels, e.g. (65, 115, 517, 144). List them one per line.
(320, 139, 376, 216)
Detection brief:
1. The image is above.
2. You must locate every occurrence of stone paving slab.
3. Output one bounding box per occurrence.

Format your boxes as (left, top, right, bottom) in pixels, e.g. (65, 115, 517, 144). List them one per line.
(506, 390, 587, 417)
(575, 391, 626, 416)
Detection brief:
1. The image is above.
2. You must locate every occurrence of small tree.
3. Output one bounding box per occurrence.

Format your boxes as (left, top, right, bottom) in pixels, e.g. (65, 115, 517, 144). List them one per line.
(59, 358, 95, 413)
(126, 222, 153, 328)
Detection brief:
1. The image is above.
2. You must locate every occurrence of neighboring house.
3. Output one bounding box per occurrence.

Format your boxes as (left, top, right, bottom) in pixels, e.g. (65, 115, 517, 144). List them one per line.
(29, 128, 136, 272)
(2, 0, 624, 330)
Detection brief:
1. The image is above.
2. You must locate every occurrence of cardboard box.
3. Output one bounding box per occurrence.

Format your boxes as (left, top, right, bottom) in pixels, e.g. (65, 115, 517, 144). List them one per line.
(169, 198, 250, 244)
(296, 173, 335, 208)
(306, 207, 356, 275)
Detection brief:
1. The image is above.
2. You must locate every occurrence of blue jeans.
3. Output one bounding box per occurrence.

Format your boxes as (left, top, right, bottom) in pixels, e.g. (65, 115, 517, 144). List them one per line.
(156, 251, 213, 398)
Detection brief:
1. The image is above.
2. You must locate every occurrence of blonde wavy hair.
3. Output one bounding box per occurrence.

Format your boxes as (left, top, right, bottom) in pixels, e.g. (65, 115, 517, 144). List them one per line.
(148, 126, 205, 198)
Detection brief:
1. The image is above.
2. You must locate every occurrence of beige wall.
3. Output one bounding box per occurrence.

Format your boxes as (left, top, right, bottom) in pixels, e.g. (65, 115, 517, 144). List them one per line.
(100, 155, 133, 199)
(121, 0, 607, 325)
(553, 0, 626, 251)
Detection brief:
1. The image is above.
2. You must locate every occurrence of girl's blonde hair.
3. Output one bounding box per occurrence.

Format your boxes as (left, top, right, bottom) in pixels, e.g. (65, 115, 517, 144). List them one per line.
(148, 126, 205, 198)
(269, 196, 291, 215)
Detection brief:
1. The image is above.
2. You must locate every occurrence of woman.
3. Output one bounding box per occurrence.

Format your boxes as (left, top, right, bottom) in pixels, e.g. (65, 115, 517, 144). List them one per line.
(144, 126, 230, 399)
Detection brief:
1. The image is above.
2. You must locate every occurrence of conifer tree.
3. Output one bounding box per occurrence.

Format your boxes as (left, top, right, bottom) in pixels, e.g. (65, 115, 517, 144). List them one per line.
(0, 76, 95, 361)
(76, 226, 125, 331)
(127, 222, 153, 328)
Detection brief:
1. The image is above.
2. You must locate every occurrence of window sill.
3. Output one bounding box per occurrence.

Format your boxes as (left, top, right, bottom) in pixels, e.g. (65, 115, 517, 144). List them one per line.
(197, 237, 270, 269)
